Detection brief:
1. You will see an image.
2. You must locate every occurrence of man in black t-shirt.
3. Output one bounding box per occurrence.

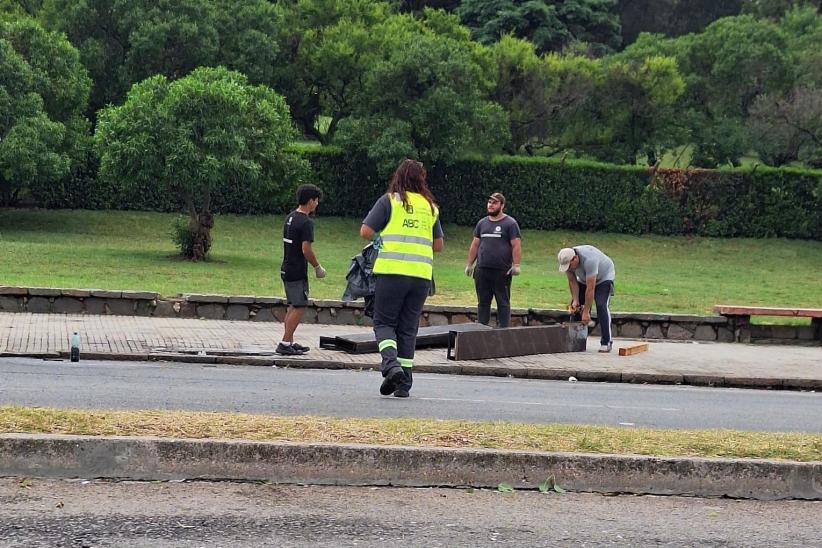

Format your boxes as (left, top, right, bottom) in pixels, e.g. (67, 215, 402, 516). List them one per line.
(464, 192, 522, 328)
(278, 184, 326, 356)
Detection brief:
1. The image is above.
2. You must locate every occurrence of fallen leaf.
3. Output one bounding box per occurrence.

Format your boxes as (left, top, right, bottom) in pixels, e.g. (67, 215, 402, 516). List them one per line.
(497, 482, 515, 493)
(539, 475, 565, 494)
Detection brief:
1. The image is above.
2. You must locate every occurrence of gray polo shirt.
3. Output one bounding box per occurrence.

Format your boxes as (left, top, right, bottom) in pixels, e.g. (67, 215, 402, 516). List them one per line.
(573, 245, 615, 285)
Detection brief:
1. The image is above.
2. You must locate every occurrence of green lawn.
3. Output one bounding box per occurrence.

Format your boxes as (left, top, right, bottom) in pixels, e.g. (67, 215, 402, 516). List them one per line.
(1, 209, 821, 315)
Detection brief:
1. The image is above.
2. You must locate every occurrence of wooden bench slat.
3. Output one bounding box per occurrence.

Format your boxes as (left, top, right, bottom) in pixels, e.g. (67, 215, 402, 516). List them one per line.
(713, 305, 822, 319)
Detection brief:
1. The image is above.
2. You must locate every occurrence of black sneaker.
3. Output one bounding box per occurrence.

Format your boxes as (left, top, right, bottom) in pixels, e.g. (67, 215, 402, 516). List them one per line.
(292, 343, 310, 353)
(276, 343, 305, 356)
(380, 366, 405, 396)
(393, 389, 410, 398)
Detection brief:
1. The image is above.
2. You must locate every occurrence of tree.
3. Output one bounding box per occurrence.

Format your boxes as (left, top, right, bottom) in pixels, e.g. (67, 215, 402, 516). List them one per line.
(94, 67, 307, 260)
(336, 11, 509, 173)
(617, 15, 795, 167)
(743, 0, 820, 19)
(40, 0, 280, 117)
(748, 87, 822, 167)
(680, 15, 794, 166)
(617, 0, 743, 45)
(491, 36, 600, 154)
(742, 7, 822, 167)
(0, 0, 42, 17)
(459, 0, 622, 55)
(398, 0, 461, 12)
(683, 15, 793, 119)
(588, 55, 685, 164)
(272, 0, 393, 143)
(780, 5, 822, 87)
(212, 0, 280, 85)
(490, 35, 548, 153)
(0, 17, 90, 205)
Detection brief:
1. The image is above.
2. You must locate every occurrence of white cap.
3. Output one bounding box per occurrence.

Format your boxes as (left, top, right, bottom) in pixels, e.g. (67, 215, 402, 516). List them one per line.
(557, 248, 575, 272)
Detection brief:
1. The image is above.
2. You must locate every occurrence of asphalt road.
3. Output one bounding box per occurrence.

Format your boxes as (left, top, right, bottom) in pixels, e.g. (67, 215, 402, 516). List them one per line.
(1, 478, 820, 547)
(1, 357, 821, 432)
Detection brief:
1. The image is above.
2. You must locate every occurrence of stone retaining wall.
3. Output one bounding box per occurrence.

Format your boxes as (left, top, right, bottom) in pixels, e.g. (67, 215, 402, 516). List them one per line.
(0, 286, 818, 345)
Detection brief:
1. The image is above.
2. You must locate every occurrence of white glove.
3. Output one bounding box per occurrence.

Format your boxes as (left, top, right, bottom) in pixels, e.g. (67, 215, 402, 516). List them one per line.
(465, 264, 474, 277)
(507, 264, 521, 276)
(314, 265, 327, 279)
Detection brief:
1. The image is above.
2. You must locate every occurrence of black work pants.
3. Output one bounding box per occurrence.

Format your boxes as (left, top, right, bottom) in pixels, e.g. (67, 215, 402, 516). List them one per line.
(575, 281, 615, 346)
(474, 267, 512, 328)
(373, 274, 430, 391)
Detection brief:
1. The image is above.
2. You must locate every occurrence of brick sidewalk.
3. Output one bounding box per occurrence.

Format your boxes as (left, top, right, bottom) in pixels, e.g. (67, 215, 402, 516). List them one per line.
(1, 313, 820, 389)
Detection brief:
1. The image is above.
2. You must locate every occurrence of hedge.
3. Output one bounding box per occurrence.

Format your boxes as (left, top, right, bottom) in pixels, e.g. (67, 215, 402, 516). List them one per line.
(309, 149, 822, 239)
(29, 146, 822, 240)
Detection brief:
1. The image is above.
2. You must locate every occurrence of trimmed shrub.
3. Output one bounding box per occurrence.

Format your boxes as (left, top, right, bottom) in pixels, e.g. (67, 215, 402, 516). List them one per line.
(310, 152, 822, 240)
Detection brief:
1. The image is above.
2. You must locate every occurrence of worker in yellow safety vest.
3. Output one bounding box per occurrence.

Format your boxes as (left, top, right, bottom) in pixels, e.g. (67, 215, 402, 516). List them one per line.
(360, 159, 444, 397)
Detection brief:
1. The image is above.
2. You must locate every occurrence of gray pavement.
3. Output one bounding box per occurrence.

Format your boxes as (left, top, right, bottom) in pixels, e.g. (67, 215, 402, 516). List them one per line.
(1, 478, 820, 547)
(2, 357, 821, 432)
(1, 312, 821, 389)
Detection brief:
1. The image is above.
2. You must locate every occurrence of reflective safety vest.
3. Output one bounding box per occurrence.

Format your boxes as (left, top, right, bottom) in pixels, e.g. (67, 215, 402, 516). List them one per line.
(373, 192, 438, 280)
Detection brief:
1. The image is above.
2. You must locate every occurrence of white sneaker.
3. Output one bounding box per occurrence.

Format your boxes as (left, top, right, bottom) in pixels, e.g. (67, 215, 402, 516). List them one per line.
(598, 342, 613, 353)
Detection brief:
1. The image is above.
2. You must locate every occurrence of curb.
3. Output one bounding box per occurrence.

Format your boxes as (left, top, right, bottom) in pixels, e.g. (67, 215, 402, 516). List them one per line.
(5, 350, 820, 391)
(1, 434, 820, 501)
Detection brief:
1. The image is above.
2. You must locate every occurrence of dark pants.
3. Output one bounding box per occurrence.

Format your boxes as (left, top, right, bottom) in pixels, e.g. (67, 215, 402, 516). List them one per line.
(575, 281, 615, 346)
(474, 267, 512, 328)
(373, 274, 430, 392)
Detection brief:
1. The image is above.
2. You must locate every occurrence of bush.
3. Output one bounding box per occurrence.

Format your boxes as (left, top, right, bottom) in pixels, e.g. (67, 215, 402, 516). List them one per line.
(171, 215, 213, 259)
(28, 146, 822, 240)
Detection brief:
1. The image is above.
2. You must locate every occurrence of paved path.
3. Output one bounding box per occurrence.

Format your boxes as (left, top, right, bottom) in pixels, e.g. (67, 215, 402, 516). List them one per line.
(2, 479, 820, 547)
(3, 357, 821, 431)
(1, 313, 820, 389)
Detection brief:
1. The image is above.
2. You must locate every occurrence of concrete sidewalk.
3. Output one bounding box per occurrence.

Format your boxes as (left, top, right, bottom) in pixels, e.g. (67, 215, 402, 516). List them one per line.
(1, 312, 820, 390)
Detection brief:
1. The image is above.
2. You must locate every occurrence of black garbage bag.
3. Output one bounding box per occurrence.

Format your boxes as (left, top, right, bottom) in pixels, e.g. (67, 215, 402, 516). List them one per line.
(342, 239, 436, 318)
(343, 242, 379, 316)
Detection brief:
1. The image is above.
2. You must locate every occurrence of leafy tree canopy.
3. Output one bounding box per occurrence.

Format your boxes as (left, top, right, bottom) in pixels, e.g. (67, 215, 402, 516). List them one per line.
(0, 17, 90, 204)
(337, 9, 509, 173)
(273, 0, 394, 143)
(40, 0, 280, 118)
(458, 0, 622, 55)
(742, 0, 820, 19)
(617, 0, 744, 43)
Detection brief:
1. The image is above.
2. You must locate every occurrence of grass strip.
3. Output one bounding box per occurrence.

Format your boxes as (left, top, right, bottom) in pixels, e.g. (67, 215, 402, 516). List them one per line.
(2, 210, 821, 315)
(2, 406, 820, 462)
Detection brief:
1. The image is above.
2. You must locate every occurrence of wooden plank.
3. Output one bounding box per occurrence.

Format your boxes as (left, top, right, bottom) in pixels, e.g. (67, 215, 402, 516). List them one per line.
(714, 305, 822, 318)
(447, 324, 587, 361)
(619, 342, 649, 357)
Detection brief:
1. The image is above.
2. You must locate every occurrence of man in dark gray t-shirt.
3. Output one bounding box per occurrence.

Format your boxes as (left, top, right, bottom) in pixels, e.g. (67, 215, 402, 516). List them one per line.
(465, 192, 522, 328)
